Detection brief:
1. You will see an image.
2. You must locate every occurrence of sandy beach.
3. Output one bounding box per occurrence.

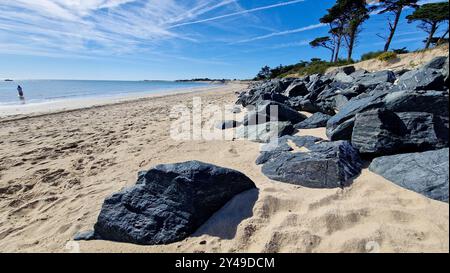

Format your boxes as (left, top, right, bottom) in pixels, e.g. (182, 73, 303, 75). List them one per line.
(0, 83, 448, 253)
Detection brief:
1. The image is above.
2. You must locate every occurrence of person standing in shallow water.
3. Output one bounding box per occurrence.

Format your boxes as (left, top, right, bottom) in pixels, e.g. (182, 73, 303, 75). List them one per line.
(17, 85, 25, 103)
(17, 85, 26, 104)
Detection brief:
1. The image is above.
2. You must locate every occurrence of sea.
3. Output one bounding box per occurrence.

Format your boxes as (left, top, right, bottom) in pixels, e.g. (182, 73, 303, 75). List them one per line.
(0, 80, 212, 106)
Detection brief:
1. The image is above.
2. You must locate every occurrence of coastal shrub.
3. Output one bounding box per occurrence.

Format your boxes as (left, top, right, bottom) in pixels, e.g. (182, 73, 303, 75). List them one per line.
(377, 52, 398, 62)
(392, 47, 409, 54)
(361, 51, 384, 61)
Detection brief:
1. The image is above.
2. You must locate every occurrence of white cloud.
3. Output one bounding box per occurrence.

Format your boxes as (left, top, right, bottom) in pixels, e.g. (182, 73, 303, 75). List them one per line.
(0, 0, 241, 57)
(234, 23, 326, 44)
(169, 0, 306, 28)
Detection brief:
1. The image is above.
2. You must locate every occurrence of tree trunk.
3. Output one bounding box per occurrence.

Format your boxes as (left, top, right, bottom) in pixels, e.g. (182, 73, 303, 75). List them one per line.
(384, 7, 402, 52)
(425, 22, 438, 49)
(347, 30, 356, 62)
(334, 35, 342, 63)
(330, 47, 335, 63)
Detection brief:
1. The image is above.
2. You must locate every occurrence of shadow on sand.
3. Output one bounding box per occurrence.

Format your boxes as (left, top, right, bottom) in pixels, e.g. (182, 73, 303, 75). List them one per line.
(193, 188, 259, 240)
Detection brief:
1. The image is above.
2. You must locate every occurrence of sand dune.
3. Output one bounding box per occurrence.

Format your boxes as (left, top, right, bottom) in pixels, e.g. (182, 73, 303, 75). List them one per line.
(0, 83, 448, 253)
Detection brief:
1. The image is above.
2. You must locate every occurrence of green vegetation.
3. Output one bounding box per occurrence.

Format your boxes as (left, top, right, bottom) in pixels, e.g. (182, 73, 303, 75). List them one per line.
(377, 52, 398, 62)
(407, 2, 450, 49)
(361, 51, 385, 61)
(254, 58, 353, 80)
(254, 1, 449, 80)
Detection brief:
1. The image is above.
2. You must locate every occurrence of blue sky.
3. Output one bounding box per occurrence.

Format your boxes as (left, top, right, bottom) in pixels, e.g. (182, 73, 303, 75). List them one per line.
(0, 0, 447, 80)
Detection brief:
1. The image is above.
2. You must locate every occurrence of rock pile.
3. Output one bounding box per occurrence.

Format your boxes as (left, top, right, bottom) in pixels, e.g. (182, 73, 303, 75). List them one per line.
(236, 57, 449, 198)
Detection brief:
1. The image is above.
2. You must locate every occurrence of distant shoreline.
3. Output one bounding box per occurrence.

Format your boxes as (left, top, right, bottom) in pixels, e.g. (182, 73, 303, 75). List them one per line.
(0, 83, 240, 120)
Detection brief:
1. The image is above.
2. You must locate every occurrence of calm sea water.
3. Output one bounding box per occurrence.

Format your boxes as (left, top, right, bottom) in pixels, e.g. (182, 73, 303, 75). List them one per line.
(0, 80, 211, 106)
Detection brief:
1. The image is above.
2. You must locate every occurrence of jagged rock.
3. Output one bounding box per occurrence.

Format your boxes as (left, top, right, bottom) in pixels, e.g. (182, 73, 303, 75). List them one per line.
(327, 90, 449, 141)
(326, 93, 386, 140)
(261, 140, 362, 188)
(354, 70, 396, 90)
(283, 81, 309, 97)
(75, 161, 256, 245)
(423, 56, 448, 70)
(215, 120, 241, 130)
(294, 112, 332, 129)
(352, 109, 449, 155)
(383, 90, 449, 116)
(369, 149, 449, 202)
(334, 72, 354, 83)
(287, 98, 335, 115)
(397, 68, 445, 91)
(243, 100, 307, 125)
(237, 80, 291, 107)
(236, 121, 295, 143)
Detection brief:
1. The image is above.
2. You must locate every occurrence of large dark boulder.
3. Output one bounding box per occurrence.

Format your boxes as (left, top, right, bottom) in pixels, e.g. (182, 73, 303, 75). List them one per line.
(76, 161, 256, 245)
(243, 100, 307, 125)
(283, 80, 309, 98)
(383, 90, 449, 116)
(369, 149, 449, 202)
(397, 68, 445, 91)
(326, 93, 386, 140)
(351, 109, 449, 155)
(354, 70, 396, 90)
(423, 56, 448, 70)
(294, 112, 332, 129)
(327, 90, 449, 141)
(256, 135, 322, 165)
(261, 139, 363, 188)
(237, 80, 292, 107)
(236, 121, 295, 143)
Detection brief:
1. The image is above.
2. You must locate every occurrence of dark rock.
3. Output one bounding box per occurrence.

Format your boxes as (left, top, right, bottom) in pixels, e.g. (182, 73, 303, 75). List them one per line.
(332, 94, 350, 111)
(327, 89, 449, 141)
(350, 69, 368, 78)
(243, 100, 307, 126)
(261, 140, 363, 188)
(215, 120, 241, 130)
(326, 93, 386, 140)
(354, 70, 396, 90)
(283, 81, 309, 97)
(82, 161, 256, 245)
(397, 68, 445, 91)
(351, 109, 404, 155)
(352, 109, 449, 155)
(334, 72, 354, 83)
(236, 121, 295, 143)
(423, 56, 448, 70)
(256, 135, 323, 165)
(237, 80, 291, 107)
(395, 69, 410, 77)
(294, 112, 332, 129)
(369, 148, 449, 202)
(383, 90, 449, 116)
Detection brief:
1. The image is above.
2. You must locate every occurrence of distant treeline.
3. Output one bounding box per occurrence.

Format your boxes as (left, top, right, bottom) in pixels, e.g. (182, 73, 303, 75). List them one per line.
(255, 0, 449, 80)
(175, 78, 233, 82)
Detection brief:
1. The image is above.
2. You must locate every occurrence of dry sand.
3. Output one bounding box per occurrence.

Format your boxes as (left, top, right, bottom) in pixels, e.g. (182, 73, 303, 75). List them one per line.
(327, 44, 449, 74)
(0, 83, 448, 253)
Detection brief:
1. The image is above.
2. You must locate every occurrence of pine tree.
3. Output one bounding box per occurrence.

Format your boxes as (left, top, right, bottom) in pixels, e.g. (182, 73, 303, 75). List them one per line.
(406, 2, 450, 49)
